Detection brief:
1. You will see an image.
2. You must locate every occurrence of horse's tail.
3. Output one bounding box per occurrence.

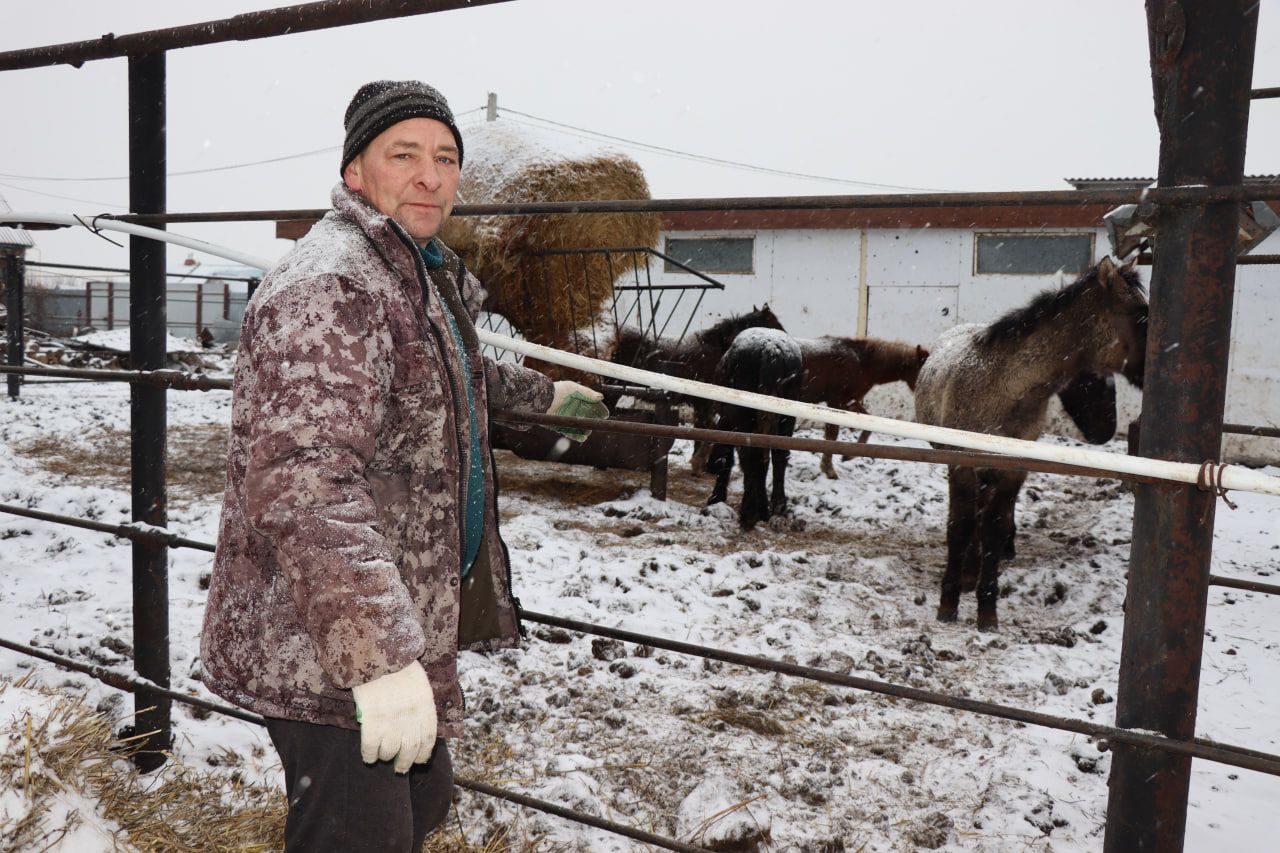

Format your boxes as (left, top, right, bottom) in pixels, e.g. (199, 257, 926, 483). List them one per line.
(754, 341, 803, 435)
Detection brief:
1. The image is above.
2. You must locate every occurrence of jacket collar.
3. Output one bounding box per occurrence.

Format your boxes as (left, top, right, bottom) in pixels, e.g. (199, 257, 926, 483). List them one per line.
(329, 182, 422, 284)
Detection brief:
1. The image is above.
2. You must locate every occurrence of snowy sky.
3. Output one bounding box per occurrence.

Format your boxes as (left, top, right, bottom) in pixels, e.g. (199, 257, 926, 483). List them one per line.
(2, 1, 1279, 272)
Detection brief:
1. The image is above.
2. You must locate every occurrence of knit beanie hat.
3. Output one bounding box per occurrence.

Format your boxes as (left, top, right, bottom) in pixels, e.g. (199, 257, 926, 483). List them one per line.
(340, 80, 463, 175)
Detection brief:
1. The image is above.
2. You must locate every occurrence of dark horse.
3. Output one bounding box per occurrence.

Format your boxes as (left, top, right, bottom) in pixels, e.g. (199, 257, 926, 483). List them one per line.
(706, 328, 803, 530)
(913, 256, 1147, 630)
(607, 305, 785, 471)
(795, 337, 931, 479)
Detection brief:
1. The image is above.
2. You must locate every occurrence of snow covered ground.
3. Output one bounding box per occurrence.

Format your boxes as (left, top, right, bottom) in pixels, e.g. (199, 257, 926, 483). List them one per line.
(1, 369, 1277, 851)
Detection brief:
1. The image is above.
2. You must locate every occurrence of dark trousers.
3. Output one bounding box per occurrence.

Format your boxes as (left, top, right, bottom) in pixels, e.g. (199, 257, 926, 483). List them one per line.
(265, 717, 453, 853)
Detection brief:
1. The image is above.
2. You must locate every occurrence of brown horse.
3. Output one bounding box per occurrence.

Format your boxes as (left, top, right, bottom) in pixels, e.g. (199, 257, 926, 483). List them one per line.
(913, 256, 1147, 631)
(607, 304, 785, 470)
(795, 337, 930, 478)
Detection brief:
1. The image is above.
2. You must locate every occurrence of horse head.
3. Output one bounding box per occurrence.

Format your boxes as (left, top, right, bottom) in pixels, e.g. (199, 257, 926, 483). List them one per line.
(1094, 255, 1149, 389)
(749, 303, 785, 332)
(1058, 371, 1117, 444)
(903, 344, 931, 390)
(705, 305, 787, 349)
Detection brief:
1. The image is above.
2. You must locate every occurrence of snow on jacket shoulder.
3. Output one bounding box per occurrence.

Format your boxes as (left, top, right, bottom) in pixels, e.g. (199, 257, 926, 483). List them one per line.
(200, 183, 553, 734)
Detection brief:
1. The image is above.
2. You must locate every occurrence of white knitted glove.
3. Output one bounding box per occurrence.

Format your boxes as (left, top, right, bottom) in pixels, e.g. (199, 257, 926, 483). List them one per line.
(351, 660, 437, 774)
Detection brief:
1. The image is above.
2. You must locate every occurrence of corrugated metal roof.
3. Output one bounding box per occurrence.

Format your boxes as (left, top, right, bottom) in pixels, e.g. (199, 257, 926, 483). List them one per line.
(1064, 177, 1154, 190)
(0, 190, 35, 248)
(1066, 174, 1280, 189)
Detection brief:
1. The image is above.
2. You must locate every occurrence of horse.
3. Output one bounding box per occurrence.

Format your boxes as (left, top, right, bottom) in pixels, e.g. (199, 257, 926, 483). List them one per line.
(913, 255, 1148, 631)
(607, 304, 785, 471)
(794, 336, 931, 478)
(706, 328, 803, 530)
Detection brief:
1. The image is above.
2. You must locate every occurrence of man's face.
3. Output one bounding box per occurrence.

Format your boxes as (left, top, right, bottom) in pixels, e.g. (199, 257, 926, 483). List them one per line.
(342, 117, 461, 242)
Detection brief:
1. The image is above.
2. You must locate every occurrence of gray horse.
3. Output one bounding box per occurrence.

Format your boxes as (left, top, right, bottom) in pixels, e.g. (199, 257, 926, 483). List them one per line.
(914, 256, 1148, 631)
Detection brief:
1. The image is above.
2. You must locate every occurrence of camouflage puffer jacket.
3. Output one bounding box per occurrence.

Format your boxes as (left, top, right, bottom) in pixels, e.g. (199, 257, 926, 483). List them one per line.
(200, 183, 553, 735)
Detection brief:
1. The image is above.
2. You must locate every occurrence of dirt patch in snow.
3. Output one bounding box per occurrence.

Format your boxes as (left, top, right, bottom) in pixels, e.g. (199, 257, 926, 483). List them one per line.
(14, 424, 228, 504)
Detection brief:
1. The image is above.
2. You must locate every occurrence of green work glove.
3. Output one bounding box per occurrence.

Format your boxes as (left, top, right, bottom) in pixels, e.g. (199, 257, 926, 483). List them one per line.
(548, 381, 610, 442)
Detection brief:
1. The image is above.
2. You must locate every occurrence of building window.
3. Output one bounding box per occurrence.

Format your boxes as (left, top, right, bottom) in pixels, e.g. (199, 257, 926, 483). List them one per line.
(975, 233, 1094, 275)
(664, 237, 754, 274)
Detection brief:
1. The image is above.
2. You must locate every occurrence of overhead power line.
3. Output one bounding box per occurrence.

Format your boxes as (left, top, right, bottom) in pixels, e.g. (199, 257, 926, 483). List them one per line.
(495, 106, 952, 193)
(4, 102, 942, 192)
(0, 106, 487, 183)
(0, 180, 125, 209)
(0, 145, 340, 183)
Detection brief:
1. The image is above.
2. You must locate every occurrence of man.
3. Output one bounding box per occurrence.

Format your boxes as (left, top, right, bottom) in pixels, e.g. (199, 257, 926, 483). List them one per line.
(200, 80, 607, 852)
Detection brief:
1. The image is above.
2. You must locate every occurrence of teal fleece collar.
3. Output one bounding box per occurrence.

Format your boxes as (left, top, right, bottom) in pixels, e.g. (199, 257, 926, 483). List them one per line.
(418, 239, 444, 270)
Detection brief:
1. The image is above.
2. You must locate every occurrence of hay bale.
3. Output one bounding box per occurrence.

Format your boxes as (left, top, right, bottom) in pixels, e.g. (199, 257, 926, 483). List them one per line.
(441, 122, 659, 354)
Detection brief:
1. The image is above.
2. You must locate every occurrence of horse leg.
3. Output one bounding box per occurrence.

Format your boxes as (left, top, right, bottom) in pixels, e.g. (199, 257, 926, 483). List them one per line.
(1001, 502, 1017, 559)
(821, 422, 839, 479)
(843, 400, 871, 459)
(738, 445, 769, 530)
(770, 416, 796, 517)
(938, 466, 978, 623)
(706, 399, 747, 504)
(690, 400, 718, 475)
(706, 443, 733, 506)
(974, 471, 1026, 632)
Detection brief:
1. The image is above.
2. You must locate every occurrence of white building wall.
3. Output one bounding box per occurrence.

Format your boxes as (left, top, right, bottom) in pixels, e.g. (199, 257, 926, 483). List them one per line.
(654, 225, 1110, 341)
(767, 229, 860, 336)
(862, 227, 964, 344)
(646, 227, 864, 338)
(1223, 229, 1280, 462)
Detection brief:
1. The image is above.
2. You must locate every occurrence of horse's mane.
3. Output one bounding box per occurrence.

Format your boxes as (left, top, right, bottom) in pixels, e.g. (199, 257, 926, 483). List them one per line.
(700, 306, 781, 344)
(977, 263, 1146, 346)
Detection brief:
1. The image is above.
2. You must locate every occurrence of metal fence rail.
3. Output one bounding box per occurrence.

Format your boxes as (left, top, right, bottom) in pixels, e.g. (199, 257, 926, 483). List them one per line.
(24, 260, 261, 283)
(9, 181, 1274, 228)
(0, 503, 215, 552)
(0, 0, 515, 71)
(8, 495, 1273, 599)
(3, 497, 1280, 775)
(521, 611, 1280, 776)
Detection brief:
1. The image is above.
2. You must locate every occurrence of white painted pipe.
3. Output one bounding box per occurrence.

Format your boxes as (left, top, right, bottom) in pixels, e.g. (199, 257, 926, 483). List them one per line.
(482, 331, 1280, 498)
(6, 209, 1279, 498)
(3, 212, 272, 271)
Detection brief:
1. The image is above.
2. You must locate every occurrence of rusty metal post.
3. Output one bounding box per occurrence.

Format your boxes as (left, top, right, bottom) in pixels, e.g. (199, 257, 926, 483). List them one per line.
(3, 253, 23, 399)
(194, 281, 203, 337)
(1105, 3, 1259, 851)
(126, 50, 171, 772)
(649, 397, 672, 500)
